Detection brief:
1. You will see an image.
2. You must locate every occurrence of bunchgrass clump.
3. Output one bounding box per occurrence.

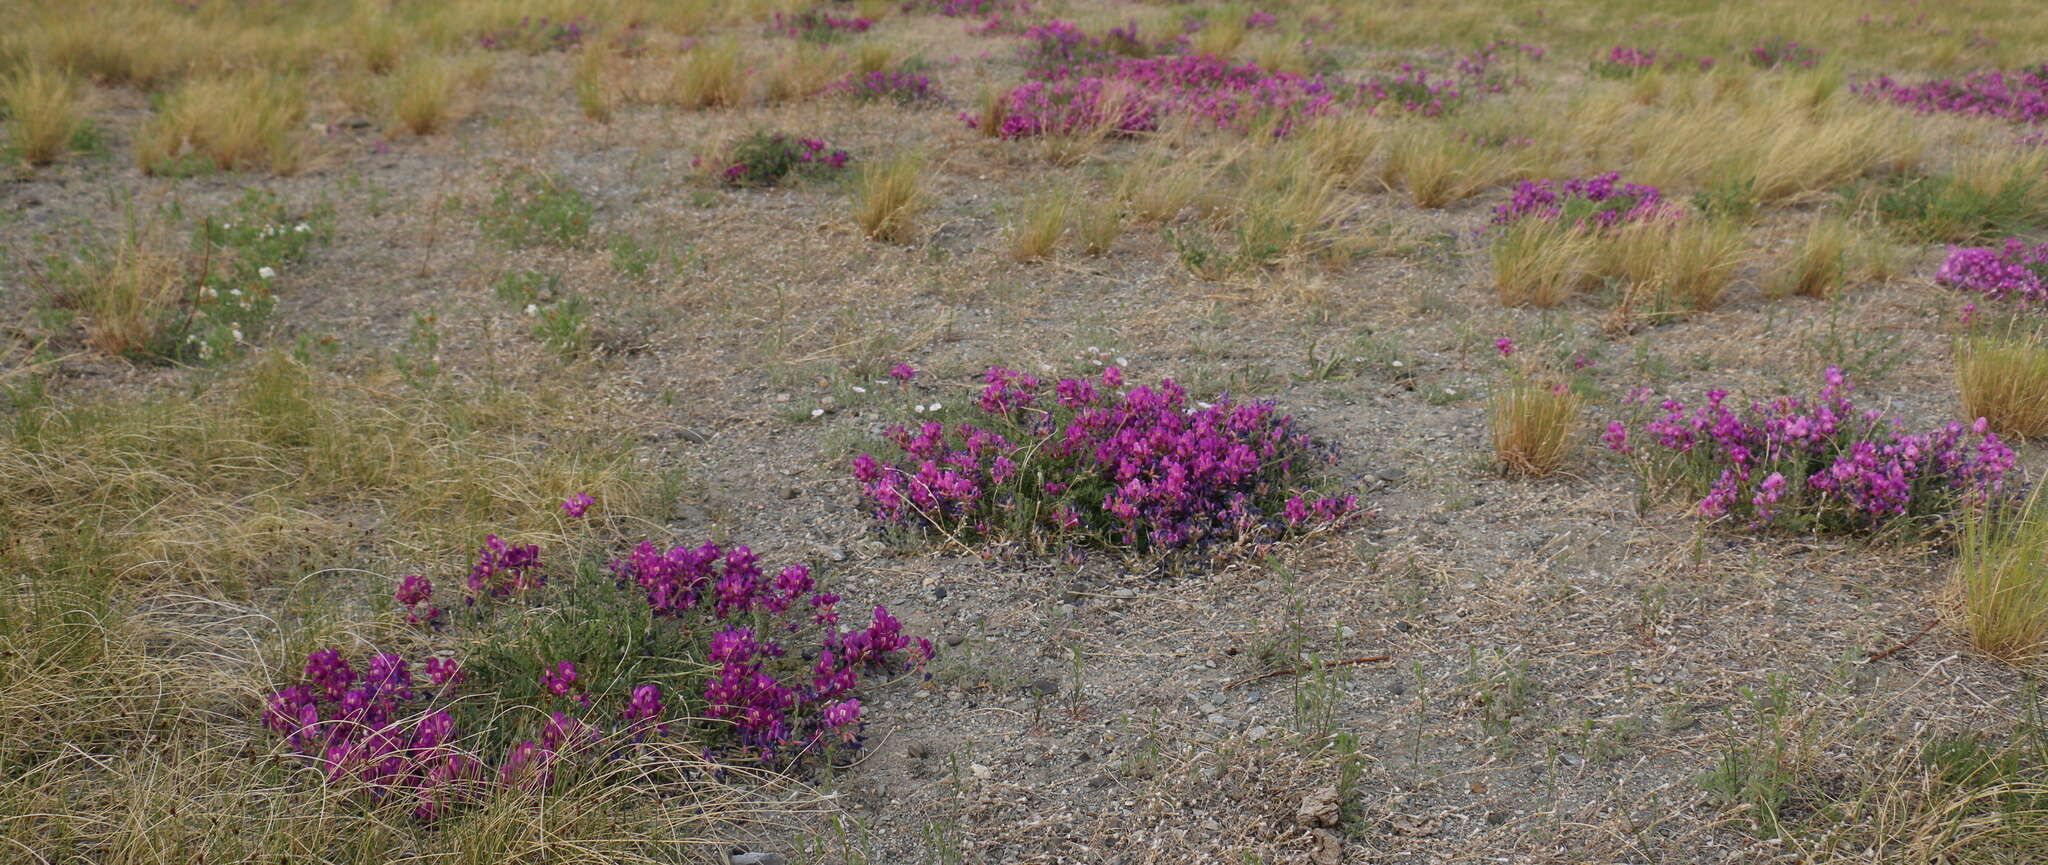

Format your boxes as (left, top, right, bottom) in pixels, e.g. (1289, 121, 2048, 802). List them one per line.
(669, 38, 747, 109)
(1771, 215, 1851, 298)
(852, 367, 1357, 563)
(1490, 219, 1593, 308)
(1954, 486, 2048, 663)
(480, 172, 593, 249)
(388, 55, 461, 136)
(852, 152, 924, 244)
(1607, 366, 2017, 535)
(1957, 323, 2048, 439)
(1491, 379, 1583, 476)
(136, 73, 305, 176)
(1007, 190, 1068, 261)
(2, 65, 89, 166)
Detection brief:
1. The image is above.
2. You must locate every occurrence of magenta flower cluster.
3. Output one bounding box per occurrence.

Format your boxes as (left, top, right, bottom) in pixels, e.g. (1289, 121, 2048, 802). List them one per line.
(1856, 63, 2048, 125)
(1606, 367, 2017, 531)
(768, 10, 873, 40)
(1592, 45, 1716, 77)
(610, 541, 932, 757)
(853, 366, 1357, 557)
(979, 54, 1340, 138)
(466, 534, 543, 602)
(1747, 37, 1821, 69)
(263, 528, 930, 819)
(1934, 238, 2048, 304)
(1353, 43, 1537, 117)
(263, 647, 671, 818)
(1492, 172, 1670, 230)
(843, 69, 942, 104)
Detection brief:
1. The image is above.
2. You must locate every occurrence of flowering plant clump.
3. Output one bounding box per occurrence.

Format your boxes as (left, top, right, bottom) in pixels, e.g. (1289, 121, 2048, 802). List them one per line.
(852, 366, 1358, 561)
(769, 10, 873, 42)
(980, 54, 1339, 138)
(924, 0, 1028, 16)
(843, 69, 942, 105)
(1746, 37, 1821, 69)
(1351, 42, 1538, 117)
(1855, 63, 2048, 125)
(478, 15, 586, 52)
(261, 529, 930, 819)
(1605, 367, 2018, 534)
(1492, 173, 1670, 230)
(717, 131, 851, 187)
(1016, 19, 1183, 72)
(1590, 45, 1715, 78)
(1935, 238, 2048, 304)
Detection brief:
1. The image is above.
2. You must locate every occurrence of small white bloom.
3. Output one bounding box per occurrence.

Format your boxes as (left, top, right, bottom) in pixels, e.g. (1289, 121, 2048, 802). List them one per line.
(1390, 360, 1404, 368)
(914, 404, 926, 413)
(1087, 345, 1100, 353)
(525, 304, 539, 317)
(810, 408, 825, 418)
(1198, 401, 1214, 409)
(231, 328, 244, 341)
(200, 286, 217, 299)
(851, 386, 867, 394)
(1443, 388, 1457, 396)
(1091, 359, 1103, 366)
(258, 266, 276, 280)
(928, 401, 942, 411)
(1117, 357, 1129, 366)
(228, 288, 242, 297)
(295, 223, 310, 233)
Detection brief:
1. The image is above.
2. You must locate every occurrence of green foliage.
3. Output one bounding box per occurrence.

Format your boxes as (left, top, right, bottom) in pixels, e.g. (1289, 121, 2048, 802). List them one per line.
(480, 171, 593, 249)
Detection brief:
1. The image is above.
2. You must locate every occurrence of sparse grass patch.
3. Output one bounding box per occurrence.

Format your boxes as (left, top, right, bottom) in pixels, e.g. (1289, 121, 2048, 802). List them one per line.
(480, 171, 593, 249)
(1379, 123, 1517, 207)
(62, 225, 186, 359)
(852, 151, 924, 243)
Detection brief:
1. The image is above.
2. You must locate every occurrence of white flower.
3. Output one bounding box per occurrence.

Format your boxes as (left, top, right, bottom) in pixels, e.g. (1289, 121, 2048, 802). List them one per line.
(1390, 360, 1404, 368)
(231, 327, 244, 341)
(294, 223, 310, 233)
(228, 288, 242, 297)
(914, 404, 926, 413)
(525, 304, 539, 317)
(1117, 357, 1129, 366)
(810, 408, 825, 418)
(928, 401, 942, 411)
(851, 386, 867, 394)
(258, 266, 276, 280)
(1087, 345, 1099, 352)
(1443, 388, 1457, 396)
(199, 286, 217, 299)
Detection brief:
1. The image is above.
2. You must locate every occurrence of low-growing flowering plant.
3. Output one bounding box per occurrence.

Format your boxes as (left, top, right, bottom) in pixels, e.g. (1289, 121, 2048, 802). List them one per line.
(842, 69, 942, 105)
(1935, 238, 2048, 304)
(1747, 37, 1821, 69)
(1492, 172, 1670, 230)
(715, 131, 852, 187)
(262, 530, 931, 820)
(769, 10, 873, 42)
(1855, 62, 2048, 125)
(1607, 367, 2018, 534)
(853, 366, 1357, 562)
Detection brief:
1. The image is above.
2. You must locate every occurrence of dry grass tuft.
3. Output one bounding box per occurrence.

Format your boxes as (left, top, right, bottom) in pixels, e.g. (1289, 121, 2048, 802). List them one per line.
(1772, 215, 1852, 298)
(1491, 380, 1583, 477)
(389, 55, 462, 136)
(136, 73, 305, 175)
(1008, 190, 1069, 262)
(1954, 486, 2048, 664)
(853, 151, 925, 244)
(1957, 328, 2048, 440)
(669, 38, 747, 109)
(1379, 123, 1517, 208)
(1492, 221, 1592, 308)
(2, 65, 88, 166)
(64, 228, 187, 358)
